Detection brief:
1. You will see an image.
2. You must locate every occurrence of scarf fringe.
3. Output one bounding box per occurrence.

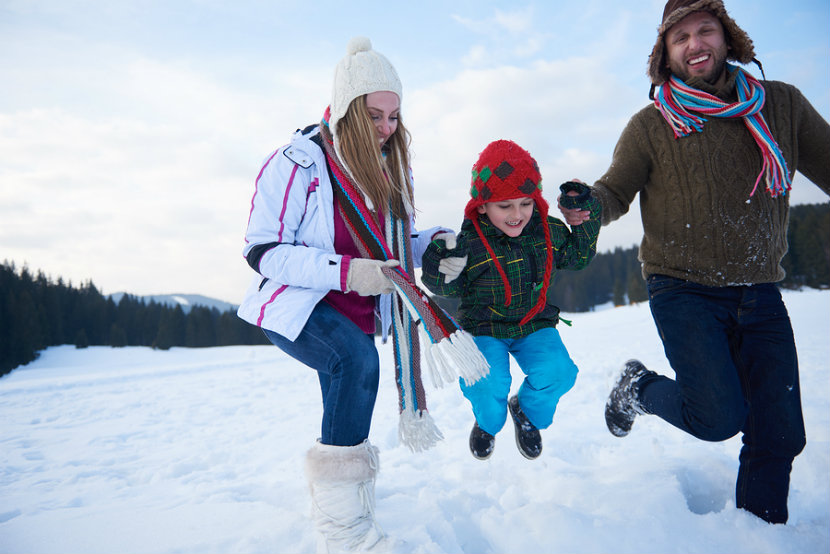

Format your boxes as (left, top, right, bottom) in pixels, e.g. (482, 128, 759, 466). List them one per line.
(423, 329, 490, 388)
(389, 279, 490, 388)
(317, 114, 490, 452)
(398, 409, 444, 453)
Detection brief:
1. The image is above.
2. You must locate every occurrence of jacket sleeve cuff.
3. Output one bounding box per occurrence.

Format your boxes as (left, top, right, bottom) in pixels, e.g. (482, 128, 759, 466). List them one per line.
(340, 256, 352, 292)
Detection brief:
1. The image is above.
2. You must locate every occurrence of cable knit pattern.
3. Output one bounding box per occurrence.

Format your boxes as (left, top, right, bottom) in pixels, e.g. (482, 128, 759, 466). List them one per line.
(592, 73, 829, 287)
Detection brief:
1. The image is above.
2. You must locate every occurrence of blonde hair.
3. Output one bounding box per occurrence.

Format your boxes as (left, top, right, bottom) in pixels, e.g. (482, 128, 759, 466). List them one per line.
(336, 96, 414, 219)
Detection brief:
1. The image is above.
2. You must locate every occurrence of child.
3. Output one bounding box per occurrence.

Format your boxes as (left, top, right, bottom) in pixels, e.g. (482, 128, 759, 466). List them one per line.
(421, 140, 601, 460)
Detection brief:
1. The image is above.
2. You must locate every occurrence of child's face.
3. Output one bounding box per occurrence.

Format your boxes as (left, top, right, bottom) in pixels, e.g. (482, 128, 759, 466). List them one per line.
(477, 197, 535, 237)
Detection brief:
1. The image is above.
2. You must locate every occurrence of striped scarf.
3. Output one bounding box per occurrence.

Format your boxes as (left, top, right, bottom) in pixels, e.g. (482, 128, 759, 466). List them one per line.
(318, 112, 489, 452)
(654, 65, 792, 197)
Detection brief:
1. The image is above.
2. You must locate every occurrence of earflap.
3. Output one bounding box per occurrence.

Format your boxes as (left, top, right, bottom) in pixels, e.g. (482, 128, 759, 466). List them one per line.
(469, 216, 512, 307)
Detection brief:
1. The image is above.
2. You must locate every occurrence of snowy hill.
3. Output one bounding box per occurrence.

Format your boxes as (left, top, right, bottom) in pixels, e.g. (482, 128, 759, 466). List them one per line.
(1, 289, 828, 553)
(108, 292, 237, 313)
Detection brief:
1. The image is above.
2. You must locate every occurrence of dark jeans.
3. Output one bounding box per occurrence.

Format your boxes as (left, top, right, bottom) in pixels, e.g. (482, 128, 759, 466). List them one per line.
(640, 275, 806, 523)
(263, 302, 379, 447)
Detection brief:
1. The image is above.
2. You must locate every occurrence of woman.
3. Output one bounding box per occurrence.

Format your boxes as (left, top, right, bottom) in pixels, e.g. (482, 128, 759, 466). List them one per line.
(237, 37, 486, 552)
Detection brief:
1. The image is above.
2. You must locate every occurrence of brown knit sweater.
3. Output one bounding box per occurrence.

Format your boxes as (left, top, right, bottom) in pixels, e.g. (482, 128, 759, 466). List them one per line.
(593, 70, 830, 287)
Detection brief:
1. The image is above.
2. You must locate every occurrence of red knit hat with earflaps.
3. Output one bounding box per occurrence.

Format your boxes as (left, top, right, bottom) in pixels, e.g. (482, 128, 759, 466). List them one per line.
(464, 140, 553, 327)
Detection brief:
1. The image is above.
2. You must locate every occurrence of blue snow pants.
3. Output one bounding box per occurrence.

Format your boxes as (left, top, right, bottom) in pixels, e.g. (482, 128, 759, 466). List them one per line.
(462, 327, 578, 436)
(638, 275, 806, 524)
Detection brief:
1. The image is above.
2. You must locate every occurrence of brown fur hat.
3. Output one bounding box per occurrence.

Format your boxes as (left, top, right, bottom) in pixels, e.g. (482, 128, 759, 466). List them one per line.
(647, 0, 756, 86)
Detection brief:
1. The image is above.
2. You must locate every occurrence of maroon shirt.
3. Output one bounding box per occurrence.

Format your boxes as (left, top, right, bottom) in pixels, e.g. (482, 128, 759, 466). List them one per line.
(323, 195, 377, 334)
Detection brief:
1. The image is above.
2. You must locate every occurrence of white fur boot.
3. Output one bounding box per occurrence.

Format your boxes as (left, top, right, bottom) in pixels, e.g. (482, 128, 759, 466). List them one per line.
(305, 440, 386, 553)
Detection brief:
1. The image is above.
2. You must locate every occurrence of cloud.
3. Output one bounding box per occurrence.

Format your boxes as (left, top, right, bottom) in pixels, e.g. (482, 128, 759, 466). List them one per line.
(2, 0, 826, 303)
(405, 54, 643, 249)
(453, 6, 547, 66)
(0, 52, 284, 299)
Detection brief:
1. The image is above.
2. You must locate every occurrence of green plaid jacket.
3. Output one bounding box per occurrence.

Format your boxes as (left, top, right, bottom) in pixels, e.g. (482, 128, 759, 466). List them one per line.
(421, 198, 601, 339)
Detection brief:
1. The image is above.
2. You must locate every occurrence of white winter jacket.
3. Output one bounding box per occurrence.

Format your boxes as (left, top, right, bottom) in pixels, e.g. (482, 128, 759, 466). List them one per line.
(237, 125, 445, 341)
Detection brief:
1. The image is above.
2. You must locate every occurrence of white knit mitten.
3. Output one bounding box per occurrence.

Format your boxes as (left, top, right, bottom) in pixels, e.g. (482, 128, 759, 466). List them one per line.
(432, 232, 457, 250)
(345, 259, 399, 296)
(438, 256, 467, 283)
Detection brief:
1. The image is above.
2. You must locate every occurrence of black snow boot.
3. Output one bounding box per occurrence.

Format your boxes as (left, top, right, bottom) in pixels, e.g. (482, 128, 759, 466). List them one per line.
(469, 421, 495, 460)
(508, 395, 542, 459)
(605, 359, 656, 437)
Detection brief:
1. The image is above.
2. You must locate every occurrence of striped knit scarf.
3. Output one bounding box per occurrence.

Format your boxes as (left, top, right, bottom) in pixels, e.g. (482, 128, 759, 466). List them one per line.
(318, 112, 489, 452)
(653, 65, 792, 197)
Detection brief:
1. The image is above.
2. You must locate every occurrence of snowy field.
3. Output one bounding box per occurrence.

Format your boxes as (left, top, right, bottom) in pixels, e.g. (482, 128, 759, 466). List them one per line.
(1, 289, 828, 554)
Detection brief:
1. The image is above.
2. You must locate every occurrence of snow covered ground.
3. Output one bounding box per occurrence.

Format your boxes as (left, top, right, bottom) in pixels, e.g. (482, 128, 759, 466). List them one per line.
(1, 289, 828, 553)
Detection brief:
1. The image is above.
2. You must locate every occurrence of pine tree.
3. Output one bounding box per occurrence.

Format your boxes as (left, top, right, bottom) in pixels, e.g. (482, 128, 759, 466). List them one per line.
(74, 329, 89, 349)
(109, 324, 127, 347)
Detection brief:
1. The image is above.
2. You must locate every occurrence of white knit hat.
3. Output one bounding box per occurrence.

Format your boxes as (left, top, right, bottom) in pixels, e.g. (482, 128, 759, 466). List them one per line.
(329, 36, 402, 134)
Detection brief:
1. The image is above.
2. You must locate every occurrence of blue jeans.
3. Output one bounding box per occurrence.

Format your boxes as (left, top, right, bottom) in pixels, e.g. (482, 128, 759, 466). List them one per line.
(461, 327, 578, 435)
(641, 275, 806, 523)
(262, 302, 379, 447)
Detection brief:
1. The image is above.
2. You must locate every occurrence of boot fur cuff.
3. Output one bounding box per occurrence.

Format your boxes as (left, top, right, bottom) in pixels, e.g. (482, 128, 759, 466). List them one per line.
(305, 440, 379, 483)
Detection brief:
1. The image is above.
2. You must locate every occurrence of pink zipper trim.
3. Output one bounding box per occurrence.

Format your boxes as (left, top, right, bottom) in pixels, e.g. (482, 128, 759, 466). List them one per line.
(257, 284, 288, 326)
(276, 164, 300, 242)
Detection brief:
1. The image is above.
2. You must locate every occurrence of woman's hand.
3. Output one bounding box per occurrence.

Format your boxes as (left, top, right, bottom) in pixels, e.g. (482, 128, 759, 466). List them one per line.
(345, 259, 400, 296)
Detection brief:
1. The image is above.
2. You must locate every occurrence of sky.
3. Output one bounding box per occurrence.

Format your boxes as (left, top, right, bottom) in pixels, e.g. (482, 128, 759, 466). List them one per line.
(1, 0, 828, 305)
(1, 289, 828, 553)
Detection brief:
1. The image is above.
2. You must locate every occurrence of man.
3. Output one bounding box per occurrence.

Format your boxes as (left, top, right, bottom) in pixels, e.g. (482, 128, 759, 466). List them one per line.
(562, 0, 829, 524)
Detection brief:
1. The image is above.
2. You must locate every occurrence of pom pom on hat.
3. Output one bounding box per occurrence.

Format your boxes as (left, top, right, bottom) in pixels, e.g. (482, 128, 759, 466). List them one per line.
(330, 36, 402, 133)
(346, 36, 372, 55)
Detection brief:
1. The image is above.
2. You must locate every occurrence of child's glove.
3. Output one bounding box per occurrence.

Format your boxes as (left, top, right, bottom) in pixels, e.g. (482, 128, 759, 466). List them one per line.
(345, 259, 400, 296)
(432, 232, 457, 250)
(438, 255, 467, 283)
(558, 181, 592, 210)
(432, 231, 465, 282)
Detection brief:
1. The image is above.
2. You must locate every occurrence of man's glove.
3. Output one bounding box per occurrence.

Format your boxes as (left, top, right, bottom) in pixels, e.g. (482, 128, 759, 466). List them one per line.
(345, 259, 400, 296)
(438, 255, 467, 283)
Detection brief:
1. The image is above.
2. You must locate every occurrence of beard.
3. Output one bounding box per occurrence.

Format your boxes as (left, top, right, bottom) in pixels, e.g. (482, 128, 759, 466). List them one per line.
(668, 47, 728, 85)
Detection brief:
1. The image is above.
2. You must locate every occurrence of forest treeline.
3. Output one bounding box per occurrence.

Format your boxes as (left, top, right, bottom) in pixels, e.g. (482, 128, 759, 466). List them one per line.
(547, 201, 829, 311)
(2, 203, 827, 377)
(0, 271, 269, 377)
(434, 203, 829, 315)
